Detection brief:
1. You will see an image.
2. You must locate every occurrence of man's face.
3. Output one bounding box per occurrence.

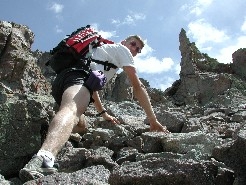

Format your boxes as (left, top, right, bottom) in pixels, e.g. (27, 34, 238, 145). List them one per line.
(125, 39, 143, 57)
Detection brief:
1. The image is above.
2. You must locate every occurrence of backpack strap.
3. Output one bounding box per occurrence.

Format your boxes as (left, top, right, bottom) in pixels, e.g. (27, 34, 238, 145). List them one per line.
(87, 58, 118, 71)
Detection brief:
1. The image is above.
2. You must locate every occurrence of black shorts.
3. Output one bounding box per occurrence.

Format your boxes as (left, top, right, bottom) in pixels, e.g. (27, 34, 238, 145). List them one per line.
(51, 68, 91, 105)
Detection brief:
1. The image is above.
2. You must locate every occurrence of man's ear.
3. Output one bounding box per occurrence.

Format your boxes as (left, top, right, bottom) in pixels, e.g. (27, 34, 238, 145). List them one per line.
(121, 40, 126, 45)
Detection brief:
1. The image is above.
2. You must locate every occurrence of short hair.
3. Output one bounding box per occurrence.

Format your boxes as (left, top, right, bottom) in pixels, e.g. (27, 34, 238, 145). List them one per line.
(125, 35, 145, 48)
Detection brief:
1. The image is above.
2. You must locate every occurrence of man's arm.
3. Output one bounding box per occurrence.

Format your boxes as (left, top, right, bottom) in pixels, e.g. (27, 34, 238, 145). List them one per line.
(123, 66, 169, 133)
(92, 91, 120, 124)
(92, 91, 105, 113)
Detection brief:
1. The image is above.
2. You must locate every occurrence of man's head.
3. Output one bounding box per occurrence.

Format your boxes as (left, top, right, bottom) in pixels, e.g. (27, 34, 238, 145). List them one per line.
(121, 35, 144, 57)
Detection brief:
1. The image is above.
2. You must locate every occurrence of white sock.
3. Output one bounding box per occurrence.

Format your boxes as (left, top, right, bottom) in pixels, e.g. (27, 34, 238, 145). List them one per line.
(37, 149, 55, 168)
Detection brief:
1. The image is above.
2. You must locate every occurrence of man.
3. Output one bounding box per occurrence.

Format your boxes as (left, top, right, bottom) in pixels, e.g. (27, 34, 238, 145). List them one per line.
(19, 35, 170, 182)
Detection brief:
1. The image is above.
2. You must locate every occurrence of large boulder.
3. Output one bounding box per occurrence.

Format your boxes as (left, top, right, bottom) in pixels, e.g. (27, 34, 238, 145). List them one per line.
(0, 21, 54, 177)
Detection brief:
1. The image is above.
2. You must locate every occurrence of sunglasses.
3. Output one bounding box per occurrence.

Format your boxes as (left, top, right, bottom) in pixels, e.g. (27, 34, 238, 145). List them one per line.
(130, 41, 142, 53)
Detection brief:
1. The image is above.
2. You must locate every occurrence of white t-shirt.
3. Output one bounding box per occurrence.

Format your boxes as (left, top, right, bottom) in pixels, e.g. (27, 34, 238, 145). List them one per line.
(90, 43, 135, 83)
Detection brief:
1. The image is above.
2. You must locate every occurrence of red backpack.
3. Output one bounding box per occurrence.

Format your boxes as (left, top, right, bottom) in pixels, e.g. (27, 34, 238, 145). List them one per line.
(47, 25, 117, 74)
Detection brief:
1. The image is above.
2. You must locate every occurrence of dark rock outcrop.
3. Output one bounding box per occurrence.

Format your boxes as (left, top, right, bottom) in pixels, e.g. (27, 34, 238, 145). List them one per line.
(1, 20, 246, 185)
(165, 28, 246, 106)
(0, 21, 55, 178)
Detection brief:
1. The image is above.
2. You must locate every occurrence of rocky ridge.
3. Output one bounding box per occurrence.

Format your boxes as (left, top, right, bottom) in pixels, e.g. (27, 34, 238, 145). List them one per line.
(0, 20, 246, 185)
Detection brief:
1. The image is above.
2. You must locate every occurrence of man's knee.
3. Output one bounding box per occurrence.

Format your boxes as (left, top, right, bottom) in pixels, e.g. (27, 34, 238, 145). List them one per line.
(72, 114, 88, 134)
(78, 114, 86, 126)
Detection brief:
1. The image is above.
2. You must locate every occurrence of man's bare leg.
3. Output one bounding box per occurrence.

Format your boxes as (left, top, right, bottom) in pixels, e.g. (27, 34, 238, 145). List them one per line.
(41, 85, 90, 156)
(19, 85, 91, 182)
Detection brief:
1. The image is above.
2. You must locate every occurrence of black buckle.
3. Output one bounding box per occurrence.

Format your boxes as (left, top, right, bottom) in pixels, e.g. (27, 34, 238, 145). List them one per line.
(104, 61, 111, 71)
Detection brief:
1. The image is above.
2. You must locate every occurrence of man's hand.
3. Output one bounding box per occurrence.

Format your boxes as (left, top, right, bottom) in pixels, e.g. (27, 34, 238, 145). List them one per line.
(150, 121, 170, 133)
(102, 113, 120, 124)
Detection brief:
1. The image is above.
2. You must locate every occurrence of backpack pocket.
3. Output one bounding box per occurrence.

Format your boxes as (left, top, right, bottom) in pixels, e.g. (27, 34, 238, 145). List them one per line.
(48, 51, 77, 74)
(85, 70, 107, 91)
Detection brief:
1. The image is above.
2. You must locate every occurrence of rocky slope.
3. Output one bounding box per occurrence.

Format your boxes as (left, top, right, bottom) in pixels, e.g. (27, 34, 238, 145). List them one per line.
(0, 20, 246, 185)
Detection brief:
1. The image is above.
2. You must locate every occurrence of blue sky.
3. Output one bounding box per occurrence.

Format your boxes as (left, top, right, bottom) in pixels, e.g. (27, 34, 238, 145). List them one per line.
(1, 0, 246, 90)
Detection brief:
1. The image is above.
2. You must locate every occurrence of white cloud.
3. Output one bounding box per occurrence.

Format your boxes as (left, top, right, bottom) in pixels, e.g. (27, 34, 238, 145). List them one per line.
(90, 23, 99, 30)
(133, 40, 174, 74)
(112, 13, 146, 26)
(190, 0, 213, 16)
(48, 3, 64, 14)
(181, 0, 213, 16)
(215, 36, 246, 63)
(187, 19, 229, 48)
(47, 2, 64, 24)
(135, 56, 174, 74)
(186, 17, 246, 64)
(175, 63, 181, 75)
(145, 75, 176, 91)
(158, 77, 176, 91)
(131, 40, 178, 90)
(138, 40, 154, 56)
(241, 17, 246, 33)
(55, 25, 63, 33)
(181, 0, 246, 65)
(132, 13, 146, 21)
(90, 23, 116, 39)
(98, 30, 117, 39)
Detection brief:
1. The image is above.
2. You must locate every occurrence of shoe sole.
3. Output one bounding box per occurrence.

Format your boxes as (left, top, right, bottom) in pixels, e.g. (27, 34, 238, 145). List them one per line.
(19, 167, 58, 182)
(19, 168, 44, 182)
